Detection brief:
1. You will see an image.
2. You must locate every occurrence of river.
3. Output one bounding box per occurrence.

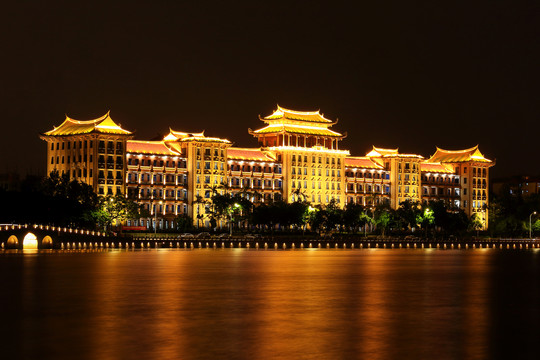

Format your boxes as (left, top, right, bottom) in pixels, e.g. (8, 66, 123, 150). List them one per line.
(1, 248, 539, 359)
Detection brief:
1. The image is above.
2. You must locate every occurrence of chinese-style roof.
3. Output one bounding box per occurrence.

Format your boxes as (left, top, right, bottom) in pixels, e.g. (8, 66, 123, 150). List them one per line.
(366, 146, 399, 157)
(43, 111, 132, 136)
(250, 124, 343, 137)
(127, 141, 180, 155)
(227, 147, 276, 162)
(428, 146, 492, 163)
(420, 162, 455, 173)
(163, 128, 230, 144)
(262, 105, 333, 124)
(163, 129, 206, 141)
(365, 146, 423, 159)
(344, 157, 384, 169)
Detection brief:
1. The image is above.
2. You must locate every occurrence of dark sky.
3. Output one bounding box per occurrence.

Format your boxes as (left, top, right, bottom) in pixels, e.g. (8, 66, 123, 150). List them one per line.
(1, 1, 538, 178)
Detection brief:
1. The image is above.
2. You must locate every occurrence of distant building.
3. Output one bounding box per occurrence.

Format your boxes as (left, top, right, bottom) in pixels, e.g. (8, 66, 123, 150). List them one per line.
(41, 106, 495, 228)
(492, 176, 540, 197)
(0, 173, 20, 192)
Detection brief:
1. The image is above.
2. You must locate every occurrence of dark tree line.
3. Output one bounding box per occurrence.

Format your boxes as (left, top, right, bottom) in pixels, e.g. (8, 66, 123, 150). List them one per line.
(0, 171, 143, 232)
(194, 184, 475, 237)
(488, 187, 540, 238)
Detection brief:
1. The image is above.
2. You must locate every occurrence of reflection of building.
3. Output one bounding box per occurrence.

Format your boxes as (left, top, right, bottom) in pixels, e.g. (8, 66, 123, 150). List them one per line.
(41, 106, 494, 228)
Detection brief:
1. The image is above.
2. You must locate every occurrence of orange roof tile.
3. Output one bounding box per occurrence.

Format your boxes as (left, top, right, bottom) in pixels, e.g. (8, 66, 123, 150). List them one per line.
(127, 141, 180, 155)
(428, 146, 492, 163)
(344, 157, 384, 169)
(420, 162, 455, 173)
(262, 105, 333, 124)
(251, 124, 343, 137)
(227, 147, 276, 162)
(43, 112, 132, 136)
(366, 146, 399, 157)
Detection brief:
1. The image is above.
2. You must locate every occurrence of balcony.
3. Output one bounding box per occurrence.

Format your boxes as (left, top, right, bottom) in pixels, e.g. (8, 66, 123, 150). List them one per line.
(98, 148, 106, 154)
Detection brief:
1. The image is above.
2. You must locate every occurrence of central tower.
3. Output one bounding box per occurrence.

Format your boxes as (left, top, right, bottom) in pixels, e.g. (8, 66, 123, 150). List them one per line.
(249, 105, 349, 206)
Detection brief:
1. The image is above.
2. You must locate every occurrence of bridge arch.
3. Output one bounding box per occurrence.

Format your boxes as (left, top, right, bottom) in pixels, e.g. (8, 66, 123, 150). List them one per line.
(7, 235, 18, 247)
(42, 235, 53, 248)
(23, 232, 38, 250)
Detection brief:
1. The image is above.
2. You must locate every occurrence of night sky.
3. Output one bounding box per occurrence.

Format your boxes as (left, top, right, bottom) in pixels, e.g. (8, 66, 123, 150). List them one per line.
(1, 1, 538, 177)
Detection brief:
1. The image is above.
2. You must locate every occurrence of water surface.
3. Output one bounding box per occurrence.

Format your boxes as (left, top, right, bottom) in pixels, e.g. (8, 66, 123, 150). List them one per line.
(1, 249, 539, 359)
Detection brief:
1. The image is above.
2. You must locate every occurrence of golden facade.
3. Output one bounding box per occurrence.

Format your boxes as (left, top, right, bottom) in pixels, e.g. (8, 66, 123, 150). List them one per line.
(42, 107, 494, 229)
(40, 112, 133, 196)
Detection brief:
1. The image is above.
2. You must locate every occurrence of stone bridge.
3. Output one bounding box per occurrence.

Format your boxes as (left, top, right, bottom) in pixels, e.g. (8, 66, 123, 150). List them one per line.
(0, 224, 108, 250)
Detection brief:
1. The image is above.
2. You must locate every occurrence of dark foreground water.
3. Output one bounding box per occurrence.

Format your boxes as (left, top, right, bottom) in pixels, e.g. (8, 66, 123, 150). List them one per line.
(1, 249, 539, 360)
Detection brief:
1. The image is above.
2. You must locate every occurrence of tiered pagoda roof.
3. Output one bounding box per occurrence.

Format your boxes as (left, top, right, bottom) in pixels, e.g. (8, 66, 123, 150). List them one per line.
(261, 105, 335, 124)
(249, 105, 345, 138)
(427, 146, 492, 163)
(42, 111, 132, 136)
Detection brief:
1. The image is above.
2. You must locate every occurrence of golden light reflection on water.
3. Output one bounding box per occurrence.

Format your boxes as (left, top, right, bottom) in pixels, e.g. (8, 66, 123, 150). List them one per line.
(4, 249, 539, 359)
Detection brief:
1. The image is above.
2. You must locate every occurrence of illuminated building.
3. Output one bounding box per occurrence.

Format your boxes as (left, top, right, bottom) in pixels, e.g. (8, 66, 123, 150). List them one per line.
(248, 106, 348, 205)
(125, 129, 231, 229)
(42, 107, 494, 228)
(40, 112, 133, 196)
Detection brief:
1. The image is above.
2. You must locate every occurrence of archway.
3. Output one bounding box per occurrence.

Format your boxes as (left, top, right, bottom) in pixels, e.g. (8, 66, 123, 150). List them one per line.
(23, 233, 38, 250)
(7, 235, 18, 248)
(42, 235, 53, 248)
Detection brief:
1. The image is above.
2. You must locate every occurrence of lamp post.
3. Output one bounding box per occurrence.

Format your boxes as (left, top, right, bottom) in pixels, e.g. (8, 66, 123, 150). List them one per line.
(529, 211, 537, 240)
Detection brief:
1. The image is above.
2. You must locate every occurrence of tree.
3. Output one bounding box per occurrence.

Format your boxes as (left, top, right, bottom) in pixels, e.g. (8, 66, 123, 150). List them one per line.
(175, 214, 193, 232)
(92, 193, 141, 233)
(469, 213, 484, 237)
(343, 203, 364, 233)
(373, 204, 394, 237)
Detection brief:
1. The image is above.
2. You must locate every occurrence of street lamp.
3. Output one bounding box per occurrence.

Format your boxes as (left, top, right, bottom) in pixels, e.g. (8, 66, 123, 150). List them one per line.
(529, 211, 537, 240)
